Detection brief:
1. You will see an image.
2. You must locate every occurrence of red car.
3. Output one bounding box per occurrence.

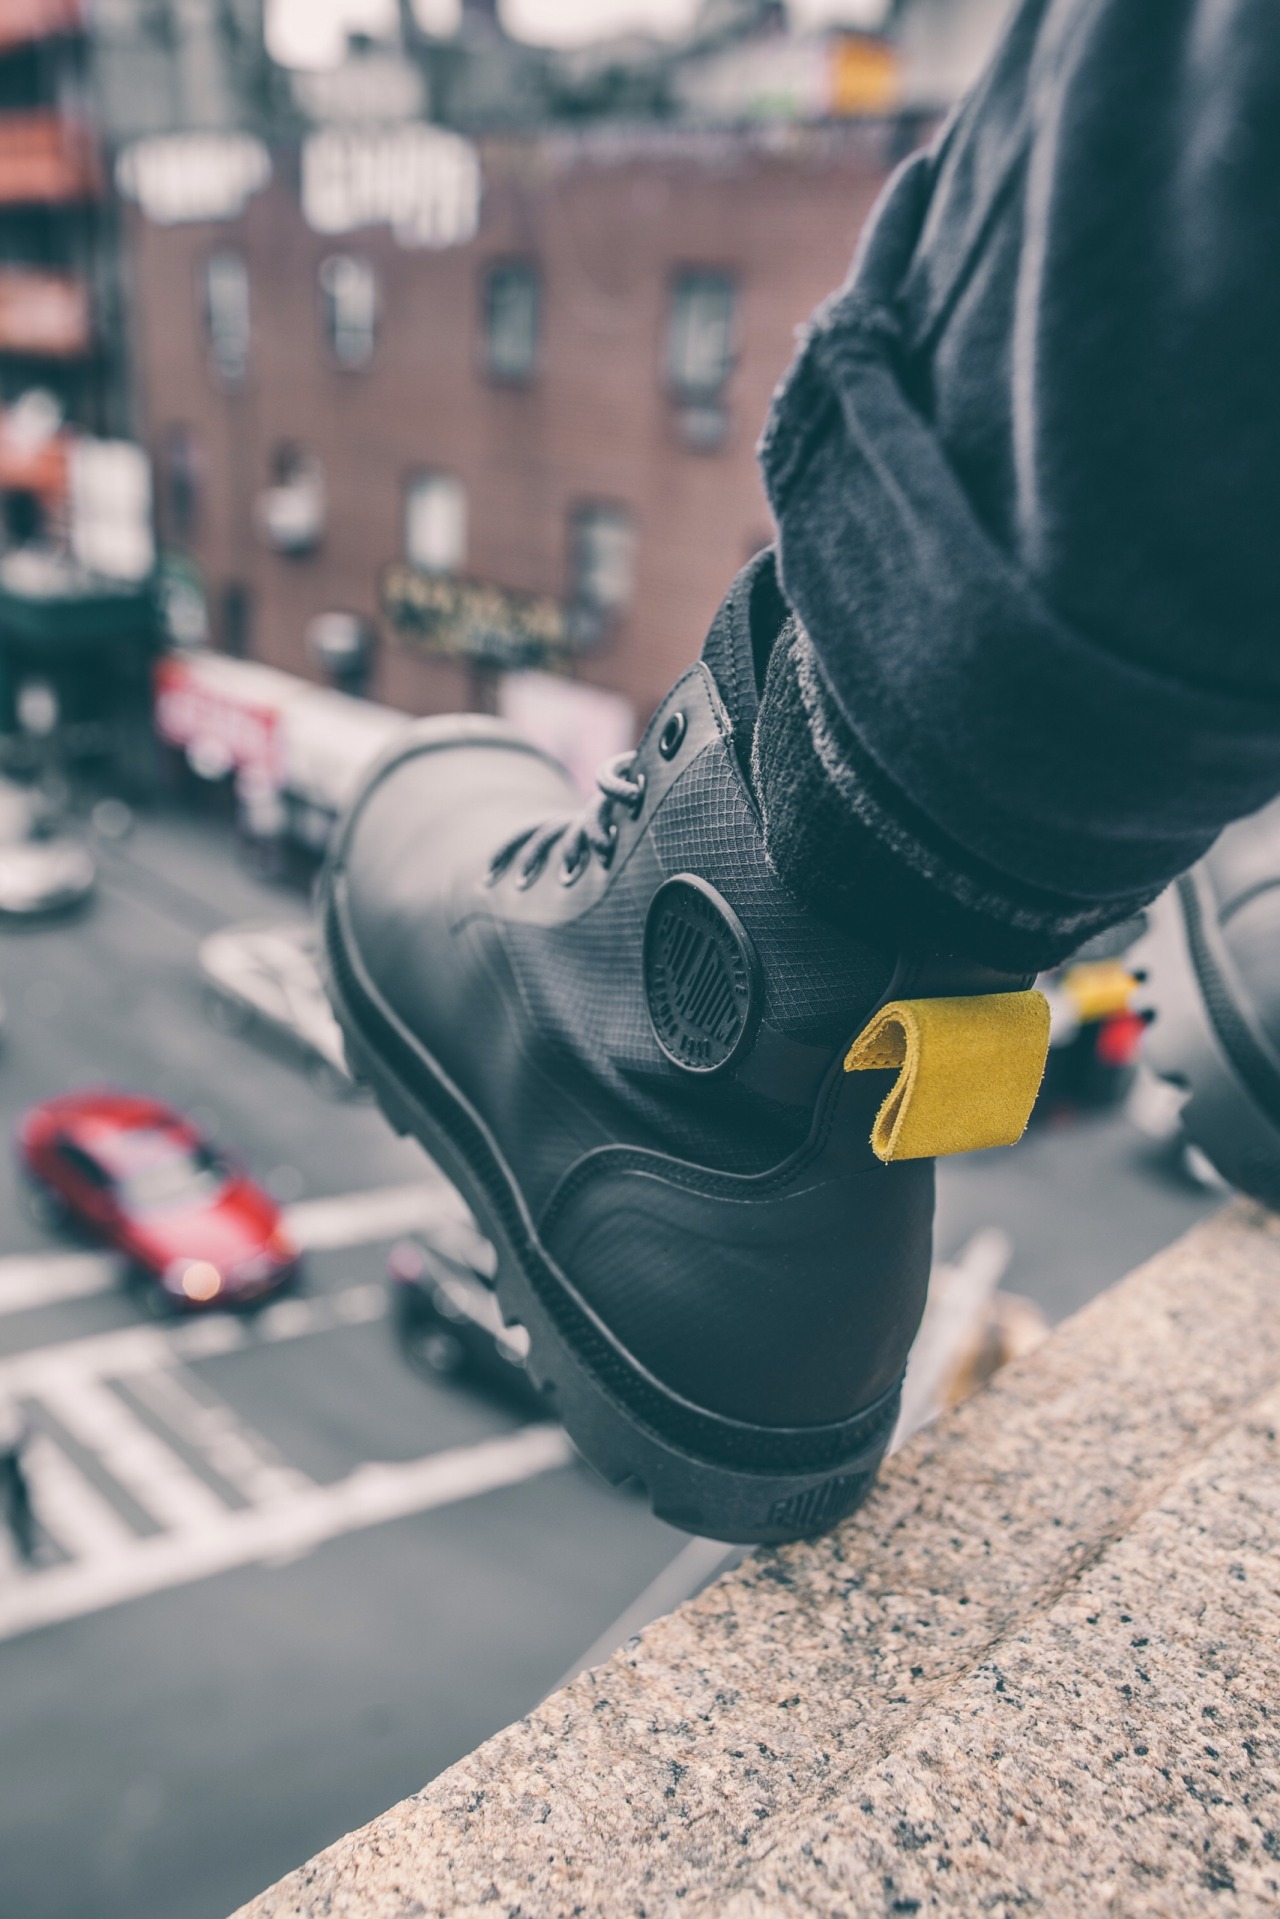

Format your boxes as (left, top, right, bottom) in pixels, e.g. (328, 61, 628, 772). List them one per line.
(17, 1090, 300, 1309)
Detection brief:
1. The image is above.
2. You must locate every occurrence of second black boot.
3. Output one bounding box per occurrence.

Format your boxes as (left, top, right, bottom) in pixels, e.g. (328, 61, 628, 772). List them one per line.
(1137, 794, 1280, 1211)
(322, 556, 1044, 1542)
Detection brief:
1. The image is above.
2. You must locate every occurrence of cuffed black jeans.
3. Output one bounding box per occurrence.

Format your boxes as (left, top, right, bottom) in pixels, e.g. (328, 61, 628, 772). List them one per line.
(756, 0, 1280, 970)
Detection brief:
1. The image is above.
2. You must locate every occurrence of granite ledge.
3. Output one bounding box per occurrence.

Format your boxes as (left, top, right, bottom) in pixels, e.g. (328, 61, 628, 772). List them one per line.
(236, 1201, 1280, 1919)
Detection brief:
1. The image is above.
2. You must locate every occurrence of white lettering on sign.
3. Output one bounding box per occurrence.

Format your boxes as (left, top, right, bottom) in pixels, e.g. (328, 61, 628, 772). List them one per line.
(69, 439, 155, 584)
(153, 657, 284, 787)
(116, 134, 271, 225)
(301, 124, 480, 248)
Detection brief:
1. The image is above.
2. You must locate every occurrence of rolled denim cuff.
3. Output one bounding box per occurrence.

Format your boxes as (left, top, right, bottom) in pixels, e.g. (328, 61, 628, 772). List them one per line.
(757, 151, 1280, 916)
(753, 618, 1159, 972)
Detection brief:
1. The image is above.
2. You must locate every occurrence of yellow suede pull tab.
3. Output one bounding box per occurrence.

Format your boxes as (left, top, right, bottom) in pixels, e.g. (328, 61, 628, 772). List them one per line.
(844, 991, 1051, 1163)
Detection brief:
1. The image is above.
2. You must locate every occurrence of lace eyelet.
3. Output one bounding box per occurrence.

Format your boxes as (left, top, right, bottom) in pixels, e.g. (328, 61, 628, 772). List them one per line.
(597, 821, 619, 868)
(658, 710, 687, 760)
(559, 847, 587, 887)
(627, 770, 647, 817)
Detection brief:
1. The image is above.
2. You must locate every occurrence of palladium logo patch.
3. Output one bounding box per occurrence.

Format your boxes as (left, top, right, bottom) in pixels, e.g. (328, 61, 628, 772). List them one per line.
(643, 875, 759, 1074)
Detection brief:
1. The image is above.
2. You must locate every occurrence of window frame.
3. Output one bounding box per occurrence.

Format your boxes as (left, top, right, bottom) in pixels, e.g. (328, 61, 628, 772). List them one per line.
(203, 247, 251, 386)
(665, 267, 737, 406)
(567, 500, 636, 640)
(404, 469, 468, 577)
(480, 257, 541, 387)
(318, 252, 379, 372)
(159, 421, 203, 544)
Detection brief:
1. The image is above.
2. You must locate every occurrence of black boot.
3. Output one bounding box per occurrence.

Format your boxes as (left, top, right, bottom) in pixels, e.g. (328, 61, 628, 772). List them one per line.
(1139, 795, 1280, 1211)
(322, 556, 1041, 1541)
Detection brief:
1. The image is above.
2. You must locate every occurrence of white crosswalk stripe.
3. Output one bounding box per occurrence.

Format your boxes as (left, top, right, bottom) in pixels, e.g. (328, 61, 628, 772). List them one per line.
(0, 1282, 391, 1397)
(0, 1277, 570, 1645)
(0, 1254, 119, 1319)
(0, 1179, 480, 1321)
(0, 1425, 574, 1643)
(22, 1431, 137, 1560)
(123, 1367, 310, 1506)
(281, 1183, 478, 1254)
(36, 1376, 229, 1532)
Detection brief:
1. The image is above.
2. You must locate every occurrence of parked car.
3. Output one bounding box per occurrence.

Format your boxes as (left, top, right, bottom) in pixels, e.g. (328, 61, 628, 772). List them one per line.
(16, 1090, 301, 1310)
(1124, 1060, 1231, 1192)
(389, 1234, 548, 1415)
(1036, 953, 1146, 1117)
(0, 778, 95, 918)
(199, 919, 356, 1098)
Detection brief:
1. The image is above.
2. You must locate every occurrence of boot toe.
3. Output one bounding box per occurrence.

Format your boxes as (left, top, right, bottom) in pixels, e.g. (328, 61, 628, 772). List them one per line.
(340, 716, 573, 922)
(332, 717, 578, 1031)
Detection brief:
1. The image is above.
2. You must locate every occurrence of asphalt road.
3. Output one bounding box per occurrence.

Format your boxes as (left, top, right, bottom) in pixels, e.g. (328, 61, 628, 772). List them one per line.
(0, 795, 1220, 1919)
(0, 801, 686, 1919)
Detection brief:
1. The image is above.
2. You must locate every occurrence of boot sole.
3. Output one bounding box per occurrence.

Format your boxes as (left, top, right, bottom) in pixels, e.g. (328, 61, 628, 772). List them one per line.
(1137, 877, 1280, 1210)
(323, 870, 900, 1545)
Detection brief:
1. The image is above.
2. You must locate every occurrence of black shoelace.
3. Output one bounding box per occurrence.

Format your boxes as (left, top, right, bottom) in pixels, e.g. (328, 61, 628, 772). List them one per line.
(488, 751, 646, 889)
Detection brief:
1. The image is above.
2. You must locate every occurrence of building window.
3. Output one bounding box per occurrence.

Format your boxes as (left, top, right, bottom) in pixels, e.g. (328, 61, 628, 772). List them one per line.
(256, 443, 326, 555)
(405, 471, 467, 574)
(3, 489, 42, 547)
(569, 504, 635, 643)
(667, 270, 736, 448)
(307, 610, 376, 696)
(319, 254, 378, 370)
(667, 271, 735, 401)
(221, 580, 253, 657)
(204, 249, 250, 384)
(483, 260, 539, 383)
(160, 423, 204, 543)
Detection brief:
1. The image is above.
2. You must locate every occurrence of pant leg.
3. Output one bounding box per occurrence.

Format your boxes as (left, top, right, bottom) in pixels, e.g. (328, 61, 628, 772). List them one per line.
(755, 0, 1280, 969)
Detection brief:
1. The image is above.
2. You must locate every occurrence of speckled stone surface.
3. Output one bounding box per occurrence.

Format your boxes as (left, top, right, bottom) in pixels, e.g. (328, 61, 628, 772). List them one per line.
(235, 1202, 1280, 1919)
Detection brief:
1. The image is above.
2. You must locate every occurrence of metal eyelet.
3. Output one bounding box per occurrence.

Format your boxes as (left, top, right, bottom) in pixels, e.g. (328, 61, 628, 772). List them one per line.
(485, 843, 520, 887)
(627, 770, 648, 817)
(658, 710, 687, 760)
(597, 821, 619, 868)
(559, 846, 587, 887)
(514, 858, 543, 891)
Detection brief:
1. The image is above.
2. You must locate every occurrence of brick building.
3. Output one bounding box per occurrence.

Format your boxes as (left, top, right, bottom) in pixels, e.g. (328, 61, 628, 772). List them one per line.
(0, 0, 158, 763)
(125, 116, 916, 739)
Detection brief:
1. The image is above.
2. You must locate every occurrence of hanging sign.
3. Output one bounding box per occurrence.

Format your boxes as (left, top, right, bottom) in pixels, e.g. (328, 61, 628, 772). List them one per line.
(302, 124, 480, 248)
(381, 561, 569, 669)
(116, 134, 271, 225)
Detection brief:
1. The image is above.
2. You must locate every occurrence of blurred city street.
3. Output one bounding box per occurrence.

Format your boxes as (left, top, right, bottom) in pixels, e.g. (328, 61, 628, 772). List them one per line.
(0, 0, 1254, 1913)
(0, 793, 1220, 1919)
(0, 800, 686, 1919)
